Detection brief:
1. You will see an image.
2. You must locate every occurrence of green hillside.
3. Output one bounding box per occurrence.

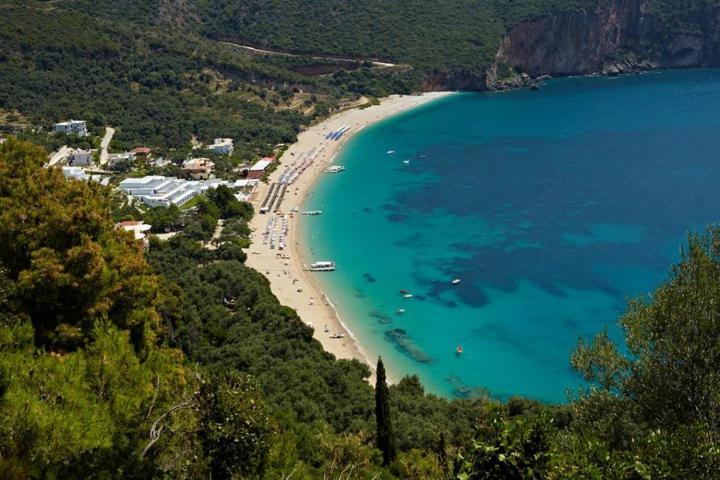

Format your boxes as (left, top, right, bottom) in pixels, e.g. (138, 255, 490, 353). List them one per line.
(65, 0, 595, 71)
(1, 0, 720, 477)
(4, 0, 719, 151)
(0, 1, 411, 151)
(193, 0, 596, 70)
(1, 137, 718, 478)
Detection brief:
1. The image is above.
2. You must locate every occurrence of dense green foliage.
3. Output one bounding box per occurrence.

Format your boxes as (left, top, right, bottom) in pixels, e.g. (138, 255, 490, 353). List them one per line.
(197, 371, 273, 479)
(68, 0, 597, 73)
(0, 1, 414, 152)
(2, 131, 720, 477)
(0, 138, 159, 351)
(3, 0, 720, 468)
(4, 0, 716, 153)
(0, 139, 201, 478)
(0, 2, 308, 151)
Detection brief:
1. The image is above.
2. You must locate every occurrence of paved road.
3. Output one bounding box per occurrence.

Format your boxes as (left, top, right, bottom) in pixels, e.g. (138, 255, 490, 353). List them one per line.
(45, 145, 72, 168)
(220, 41, 397, 68)
(99, 126, 115, 165)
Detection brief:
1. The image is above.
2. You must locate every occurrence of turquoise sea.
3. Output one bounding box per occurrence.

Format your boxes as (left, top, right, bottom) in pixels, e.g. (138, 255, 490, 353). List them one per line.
(301, 69, 720, 403)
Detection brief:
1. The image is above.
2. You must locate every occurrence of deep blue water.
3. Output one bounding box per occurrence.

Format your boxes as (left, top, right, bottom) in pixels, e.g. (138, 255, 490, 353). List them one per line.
(302, 69, 720, 402)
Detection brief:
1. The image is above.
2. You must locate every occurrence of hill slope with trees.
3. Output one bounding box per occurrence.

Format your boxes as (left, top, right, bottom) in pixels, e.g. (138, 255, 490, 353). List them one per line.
(1, 138, 718, 478)
(2, 0, 720, 477)
(65, 0, 720, 89)
(3, 0, 720, 150)
(0, 1, 411, 151)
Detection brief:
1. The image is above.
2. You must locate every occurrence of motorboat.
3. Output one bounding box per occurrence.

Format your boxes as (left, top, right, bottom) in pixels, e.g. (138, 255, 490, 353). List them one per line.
(309, 261, 336, 271)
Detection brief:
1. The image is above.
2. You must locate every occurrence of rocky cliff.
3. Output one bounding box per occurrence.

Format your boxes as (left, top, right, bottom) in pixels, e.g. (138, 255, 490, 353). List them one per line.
(485, 0, 720, 89)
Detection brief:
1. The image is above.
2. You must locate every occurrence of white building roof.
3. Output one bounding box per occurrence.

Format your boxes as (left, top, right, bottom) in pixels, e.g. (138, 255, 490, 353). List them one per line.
(62, 166, 86, 180)
(211, 138, 233, 146)
(116, 221, 152, 241)
(54, 119, 86, 126)
(250, 159, 272, 171)
(119, 176, 166, 187)
(232, 179, 259, 188)
(118, 175, 229, 208)
(71, 148, 95, 155)
(182, 158, 213, 169)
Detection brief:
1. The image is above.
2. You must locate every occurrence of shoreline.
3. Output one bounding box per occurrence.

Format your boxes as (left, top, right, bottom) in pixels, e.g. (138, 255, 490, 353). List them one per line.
(245, 92, 455, 382)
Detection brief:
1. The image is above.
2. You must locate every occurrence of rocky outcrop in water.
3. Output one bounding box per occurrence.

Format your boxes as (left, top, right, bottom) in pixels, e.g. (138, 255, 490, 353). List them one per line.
(484, 0, 720, 90)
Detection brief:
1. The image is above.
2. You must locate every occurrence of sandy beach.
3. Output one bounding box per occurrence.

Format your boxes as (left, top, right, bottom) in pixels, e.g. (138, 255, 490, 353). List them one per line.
(245, 92, 454, 379)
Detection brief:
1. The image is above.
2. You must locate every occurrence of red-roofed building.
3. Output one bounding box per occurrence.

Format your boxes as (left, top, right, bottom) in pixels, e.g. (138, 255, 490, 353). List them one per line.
(131, 147, 152, 158)
(247, 157, 274, 180)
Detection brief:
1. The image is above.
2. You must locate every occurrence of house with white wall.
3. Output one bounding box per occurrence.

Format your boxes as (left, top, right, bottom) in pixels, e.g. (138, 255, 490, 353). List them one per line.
(54, 120, 88, 137)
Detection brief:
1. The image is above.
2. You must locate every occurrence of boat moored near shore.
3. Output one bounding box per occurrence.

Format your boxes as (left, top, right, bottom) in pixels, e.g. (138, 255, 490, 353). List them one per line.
(309, 261, 336, 271)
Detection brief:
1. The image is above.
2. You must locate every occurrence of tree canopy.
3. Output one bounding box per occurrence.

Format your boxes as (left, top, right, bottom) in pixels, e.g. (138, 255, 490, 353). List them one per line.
(0, 138, 159, 351)
(1, 139, 719, 478)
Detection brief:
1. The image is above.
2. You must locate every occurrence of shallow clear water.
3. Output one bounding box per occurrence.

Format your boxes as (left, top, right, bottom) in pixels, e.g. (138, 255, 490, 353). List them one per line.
(302, 69, 720, 403)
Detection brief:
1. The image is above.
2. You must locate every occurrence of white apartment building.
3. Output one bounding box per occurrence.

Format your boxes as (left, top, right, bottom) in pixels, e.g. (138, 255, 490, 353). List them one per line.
(62, 166, 87, 181)
(107, 152, 136, 167)
(54, 120, 88, 137)
(119, 176, 229, 208)
(68, 149, 96, 166)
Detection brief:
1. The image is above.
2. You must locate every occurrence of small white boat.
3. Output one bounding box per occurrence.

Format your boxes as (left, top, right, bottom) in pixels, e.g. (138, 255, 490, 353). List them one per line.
(403, 293, 413, 299)
(452, 278, 461, 285)
(309, 261, 336, 271)
(403, 160, 410, 165)
(387, 150, 395, 154)
(396, 308, 406, 314)
(325, 165, 345, 173)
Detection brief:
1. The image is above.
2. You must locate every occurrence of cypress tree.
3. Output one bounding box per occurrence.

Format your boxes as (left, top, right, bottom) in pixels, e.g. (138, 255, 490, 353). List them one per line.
(437, 431, 447, 473)
(375, 357, 397, 465)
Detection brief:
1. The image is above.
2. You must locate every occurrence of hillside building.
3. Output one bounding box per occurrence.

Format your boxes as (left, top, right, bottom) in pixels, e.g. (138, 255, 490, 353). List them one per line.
(247, 158, 273, 180)
(208, 138, 234, 155)
(68, 148, 96, 166)
(182, 157, 214, 180)
(53, 120, 88, 137)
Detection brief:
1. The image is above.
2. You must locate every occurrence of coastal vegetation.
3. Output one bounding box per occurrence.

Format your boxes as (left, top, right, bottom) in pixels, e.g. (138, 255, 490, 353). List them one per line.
(5, 0, 719, 154)
(0, 1, 409, 152)
(1, 138, 718, 478)
(2, 0, 720, 478)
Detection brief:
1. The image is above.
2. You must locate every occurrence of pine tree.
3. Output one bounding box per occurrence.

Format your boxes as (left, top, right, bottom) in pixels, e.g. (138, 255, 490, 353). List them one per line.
(375, 357, 397, 466)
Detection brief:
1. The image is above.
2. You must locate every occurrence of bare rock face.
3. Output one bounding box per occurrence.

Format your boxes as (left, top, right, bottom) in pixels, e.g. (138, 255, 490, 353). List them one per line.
(485, 0, 720, 90)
